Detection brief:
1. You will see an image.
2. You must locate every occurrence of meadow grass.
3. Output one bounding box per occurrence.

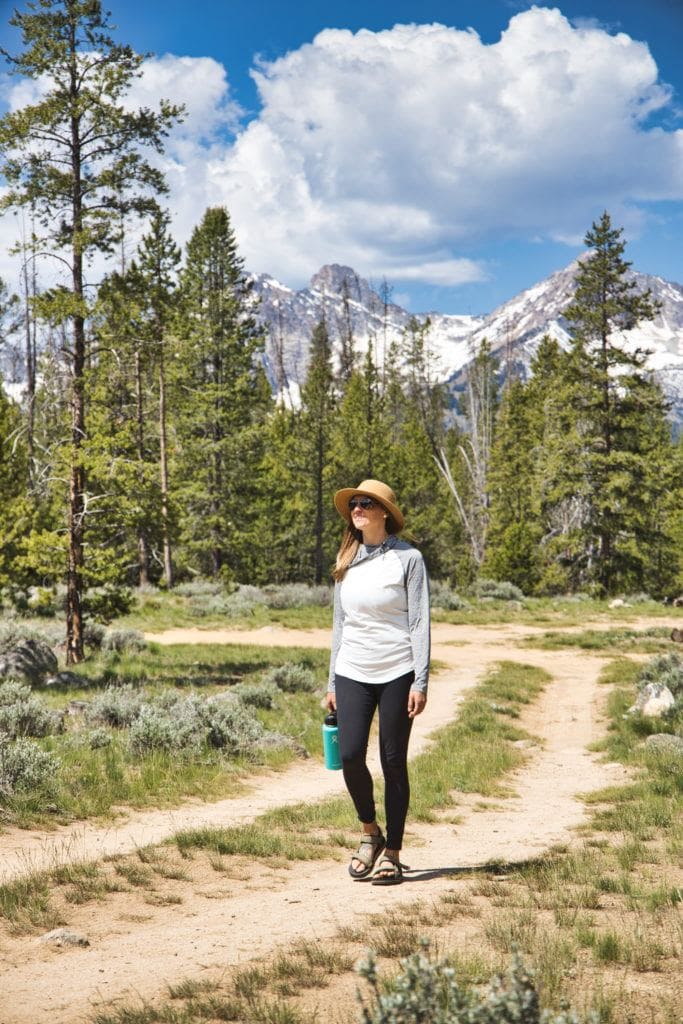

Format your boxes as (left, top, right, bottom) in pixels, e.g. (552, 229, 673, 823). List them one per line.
(56, 641, 330, 697)
(116, 590, 332, 633)
(3, 642, 330, 827)
(112, 587, 683, 634)
(520, 626, 673, 653)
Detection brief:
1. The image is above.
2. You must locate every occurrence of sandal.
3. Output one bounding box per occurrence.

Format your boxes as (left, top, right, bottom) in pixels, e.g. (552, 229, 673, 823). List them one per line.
(371, 855, 403, 886)
(348, 830, 386, 879)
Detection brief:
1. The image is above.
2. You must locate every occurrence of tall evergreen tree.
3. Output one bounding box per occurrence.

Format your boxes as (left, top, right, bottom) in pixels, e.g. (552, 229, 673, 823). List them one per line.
(562, 212, 669, 593)
(484, 377, 542, 592)
(88, 264, 159, 587)
(137, 207, 181, 586)
(174, 207, 272, 580)
(0, 0, 181, 660)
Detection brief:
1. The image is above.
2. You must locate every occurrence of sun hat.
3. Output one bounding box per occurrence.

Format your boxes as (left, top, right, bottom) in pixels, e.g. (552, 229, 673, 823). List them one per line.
(333, 479, 404, 532)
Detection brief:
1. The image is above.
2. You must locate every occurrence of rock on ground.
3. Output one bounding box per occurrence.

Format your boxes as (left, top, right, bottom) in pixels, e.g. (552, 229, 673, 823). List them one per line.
(629, 682, 676, 718)
(0, 638, 58, 686)
(39, 929, 90, 948)
(643, 733, 683, 756)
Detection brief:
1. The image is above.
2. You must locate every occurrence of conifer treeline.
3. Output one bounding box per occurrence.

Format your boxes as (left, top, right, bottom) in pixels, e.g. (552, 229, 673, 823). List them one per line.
(1, 205, 682, 617)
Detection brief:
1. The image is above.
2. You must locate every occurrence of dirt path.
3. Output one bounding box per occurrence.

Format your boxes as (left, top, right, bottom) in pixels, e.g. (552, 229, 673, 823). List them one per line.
(0, 620, 652, 1024)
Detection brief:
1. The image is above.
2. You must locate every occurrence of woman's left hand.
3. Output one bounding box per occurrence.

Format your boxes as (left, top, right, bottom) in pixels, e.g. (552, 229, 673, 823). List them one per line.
(407, 690, 427, 718)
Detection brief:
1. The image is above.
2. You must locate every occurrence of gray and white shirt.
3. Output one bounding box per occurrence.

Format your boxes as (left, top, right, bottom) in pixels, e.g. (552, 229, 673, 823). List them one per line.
(328, 535, 431, 693)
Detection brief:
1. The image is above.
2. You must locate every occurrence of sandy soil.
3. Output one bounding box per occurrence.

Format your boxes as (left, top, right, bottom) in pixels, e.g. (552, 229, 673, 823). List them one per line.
(0, 618, 667, 1024)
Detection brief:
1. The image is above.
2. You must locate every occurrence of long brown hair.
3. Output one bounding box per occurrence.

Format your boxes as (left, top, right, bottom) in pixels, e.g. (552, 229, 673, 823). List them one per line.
(332, 510, 400, 582)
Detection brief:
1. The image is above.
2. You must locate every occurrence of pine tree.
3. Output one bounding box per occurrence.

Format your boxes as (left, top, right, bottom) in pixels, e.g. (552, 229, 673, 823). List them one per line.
(484, 377, 542, 592)
(174, 207, 272, 580)
(0, 0, 181, 661)
(562, 212, 669, 593)
(137, 207, 181, 586)
(88, 264, 160, 587)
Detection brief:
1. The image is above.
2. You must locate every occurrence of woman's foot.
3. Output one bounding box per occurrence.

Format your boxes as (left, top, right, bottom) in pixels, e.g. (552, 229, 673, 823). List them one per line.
(371, 850, 403, 886)
(348, 827, 385, 879)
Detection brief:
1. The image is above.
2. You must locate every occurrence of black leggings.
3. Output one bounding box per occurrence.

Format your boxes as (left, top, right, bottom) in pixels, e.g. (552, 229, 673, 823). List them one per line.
(335, 670, 415, 851)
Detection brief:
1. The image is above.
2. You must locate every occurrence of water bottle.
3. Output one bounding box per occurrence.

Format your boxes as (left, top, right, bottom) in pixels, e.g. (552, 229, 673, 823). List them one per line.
(322, 711, 342, 771)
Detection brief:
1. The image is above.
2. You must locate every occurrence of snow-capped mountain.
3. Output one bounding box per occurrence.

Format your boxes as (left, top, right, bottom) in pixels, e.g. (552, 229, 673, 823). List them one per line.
(252, 261, 683, 423)
(251, 264, 484, 393)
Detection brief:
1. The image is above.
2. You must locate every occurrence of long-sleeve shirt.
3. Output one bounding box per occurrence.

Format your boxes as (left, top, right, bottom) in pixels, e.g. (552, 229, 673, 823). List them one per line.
(328, 535, 431, 694)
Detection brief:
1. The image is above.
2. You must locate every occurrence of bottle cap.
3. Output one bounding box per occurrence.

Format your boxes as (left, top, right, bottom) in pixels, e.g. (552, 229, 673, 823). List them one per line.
(324, 712, 337, 727)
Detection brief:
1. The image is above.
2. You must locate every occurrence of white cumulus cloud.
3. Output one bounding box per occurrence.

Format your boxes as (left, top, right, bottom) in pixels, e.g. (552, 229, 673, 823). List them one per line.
(206, 7, 683, 287)
(1, 7, 682, 295)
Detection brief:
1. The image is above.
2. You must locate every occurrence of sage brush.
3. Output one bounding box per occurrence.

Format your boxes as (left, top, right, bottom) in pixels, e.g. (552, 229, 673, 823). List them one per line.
(0, 732, 60, 797)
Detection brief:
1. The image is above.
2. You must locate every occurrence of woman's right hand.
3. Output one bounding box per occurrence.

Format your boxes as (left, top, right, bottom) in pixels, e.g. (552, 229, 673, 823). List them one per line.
(325, 691, 337, 712)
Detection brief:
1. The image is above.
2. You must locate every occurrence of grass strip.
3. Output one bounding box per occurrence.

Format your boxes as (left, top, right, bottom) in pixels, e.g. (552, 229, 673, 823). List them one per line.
(520, 627, 672, 653)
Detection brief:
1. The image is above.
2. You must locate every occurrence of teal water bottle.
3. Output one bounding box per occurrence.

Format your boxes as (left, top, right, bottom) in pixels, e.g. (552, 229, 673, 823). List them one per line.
(322, 712, 342, 771)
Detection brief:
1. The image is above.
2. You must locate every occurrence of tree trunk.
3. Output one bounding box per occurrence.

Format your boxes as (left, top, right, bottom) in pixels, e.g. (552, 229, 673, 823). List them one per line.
(66, 36, 85, 665)
(158, 347, 174, 587)
(66, 310, 85, 664)
(21, 246, 37, 490)
(134, 350, 150, 585)
(314, 426, 324, 584)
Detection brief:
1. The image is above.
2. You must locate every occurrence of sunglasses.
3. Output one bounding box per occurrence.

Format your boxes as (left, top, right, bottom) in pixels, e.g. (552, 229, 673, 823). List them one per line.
(349, 497, 376, 511)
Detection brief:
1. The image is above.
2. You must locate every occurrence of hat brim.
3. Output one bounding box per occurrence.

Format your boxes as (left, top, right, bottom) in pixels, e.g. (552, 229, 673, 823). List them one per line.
(334, 487, 404, 532)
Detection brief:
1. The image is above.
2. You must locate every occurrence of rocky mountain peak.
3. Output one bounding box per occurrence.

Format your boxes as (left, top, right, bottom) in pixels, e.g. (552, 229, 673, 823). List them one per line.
(249, 258, 683, 423)
(308, 264, 382, 311)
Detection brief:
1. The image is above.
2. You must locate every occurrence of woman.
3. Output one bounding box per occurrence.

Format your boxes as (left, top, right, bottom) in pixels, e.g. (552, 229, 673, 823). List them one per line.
(326, 479, 430, 885)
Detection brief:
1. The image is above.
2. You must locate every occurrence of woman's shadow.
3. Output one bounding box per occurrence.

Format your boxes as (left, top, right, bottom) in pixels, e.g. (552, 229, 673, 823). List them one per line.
(397, 856, 546, 883)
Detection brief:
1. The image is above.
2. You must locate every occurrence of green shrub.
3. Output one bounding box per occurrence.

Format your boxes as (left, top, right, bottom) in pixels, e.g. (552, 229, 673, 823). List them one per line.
(84, 685, 145, 728)
(83, 621, 106, 649)
(0, 681, 64, 738)
(83, 583, 134, 623)
(0, 622, 62, 651)
(637, 653, 683, 698)
(87, 727, 112, 749)
(128, 703, 179, 753)
(234, 680, 280, 709)
(0, 732, 60, 797)
(26, 587, 58, 618)
(470, 579, 525, 602)
(101, 628, 146, 653)
(186, 586, 265, 618)
(263, 583, 332, 609)
(357, 946, 594, 1024)
(262, 662, 318, 693)
(128, 693, 264, 756)
(430, 580, 470, 611)
(175, 580, 225, 598)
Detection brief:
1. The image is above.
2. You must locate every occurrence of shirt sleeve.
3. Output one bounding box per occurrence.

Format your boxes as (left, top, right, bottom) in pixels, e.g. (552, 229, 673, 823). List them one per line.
(406, 550, 431, 693)
(327, 581, 345, 691)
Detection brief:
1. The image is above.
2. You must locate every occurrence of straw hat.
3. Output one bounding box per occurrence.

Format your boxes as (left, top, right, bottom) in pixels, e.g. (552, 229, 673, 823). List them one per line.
(333, 479, 404, 532)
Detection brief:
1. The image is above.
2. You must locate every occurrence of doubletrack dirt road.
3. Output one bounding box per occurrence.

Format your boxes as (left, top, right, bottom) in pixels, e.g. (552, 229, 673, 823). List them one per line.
(0, 619, 654, 1024)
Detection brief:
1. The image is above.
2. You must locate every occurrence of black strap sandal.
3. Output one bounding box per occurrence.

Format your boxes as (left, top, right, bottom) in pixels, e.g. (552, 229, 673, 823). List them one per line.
(371, 855, 403, 886)
(348, 830, 386, 879)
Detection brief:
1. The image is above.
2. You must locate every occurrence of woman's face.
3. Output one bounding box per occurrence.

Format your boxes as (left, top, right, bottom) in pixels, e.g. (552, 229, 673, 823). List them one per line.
(349, 495, 387, 533)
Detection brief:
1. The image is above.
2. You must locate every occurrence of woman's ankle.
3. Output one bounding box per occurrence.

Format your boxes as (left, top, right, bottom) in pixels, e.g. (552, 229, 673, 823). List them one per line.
(362, 822, 381, 836)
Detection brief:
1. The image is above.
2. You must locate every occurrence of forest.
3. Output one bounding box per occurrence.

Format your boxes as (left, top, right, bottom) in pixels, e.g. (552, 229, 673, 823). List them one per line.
(0, 1, 682, 664)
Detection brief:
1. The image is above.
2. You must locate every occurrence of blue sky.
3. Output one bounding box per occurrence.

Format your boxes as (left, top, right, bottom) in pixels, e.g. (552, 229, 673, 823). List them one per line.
(1, 0, 683, 314)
